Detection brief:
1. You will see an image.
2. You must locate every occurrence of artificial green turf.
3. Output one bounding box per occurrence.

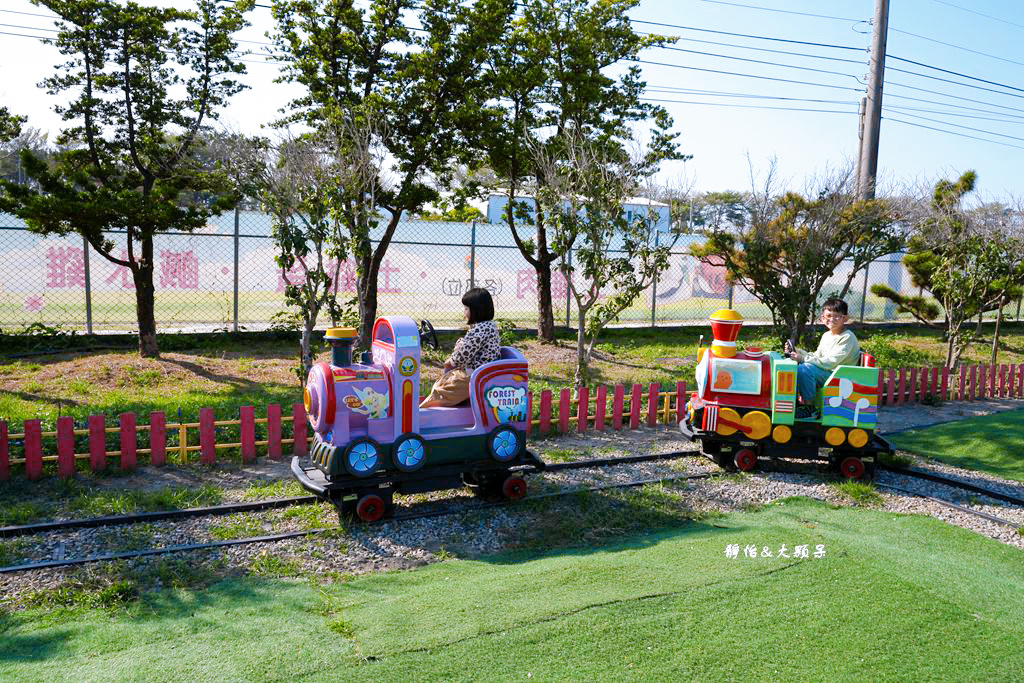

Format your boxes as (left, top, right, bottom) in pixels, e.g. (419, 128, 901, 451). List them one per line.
(888, 408, 1024, 482)
(2, 498, 1022, 682)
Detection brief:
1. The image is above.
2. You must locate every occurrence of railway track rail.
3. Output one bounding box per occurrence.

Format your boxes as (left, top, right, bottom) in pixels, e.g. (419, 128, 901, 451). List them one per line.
(4, 451, 1021, 575)
(0, 450, 699, 573)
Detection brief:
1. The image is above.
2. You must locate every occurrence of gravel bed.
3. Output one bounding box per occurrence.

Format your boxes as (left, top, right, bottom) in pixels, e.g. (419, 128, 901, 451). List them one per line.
(3, 403, 1024, 610)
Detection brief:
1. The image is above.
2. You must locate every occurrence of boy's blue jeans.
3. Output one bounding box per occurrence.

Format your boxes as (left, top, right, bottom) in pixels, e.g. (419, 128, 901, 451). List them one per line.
(796, 362, 831, 405)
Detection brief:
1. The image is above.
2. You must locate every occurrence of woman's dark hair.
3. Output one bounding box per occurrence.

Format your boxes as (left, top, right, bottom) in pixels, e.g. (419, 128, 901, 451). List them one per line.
(462, 287, 494, 324)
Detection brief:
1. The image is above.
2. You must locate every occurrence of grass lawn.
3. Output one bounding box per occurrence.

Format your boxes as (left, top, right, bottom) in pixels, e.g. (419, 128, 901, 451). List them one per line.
(888, 409, 1024, 482)
(2, 498, 1022, 682)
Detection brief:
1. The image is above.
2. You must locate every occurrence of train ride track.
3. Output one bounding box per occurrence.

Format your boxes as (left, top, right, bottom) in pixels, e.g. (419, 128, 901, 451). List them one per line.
(0, 450, 699, 573)
(4, 451, 1021, 574)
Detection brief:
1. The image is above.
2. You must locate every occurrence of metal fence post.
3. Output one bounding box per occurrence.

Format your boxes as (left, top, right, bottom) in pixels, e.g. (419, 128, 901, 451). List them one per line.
(82, 235, 93, 334)
(469, 220, 476, 290)
(860, 261, 870, 322)
(727, 283, 733, 309)
(650, 230, 658, 327)
(233, 206, 240, 332)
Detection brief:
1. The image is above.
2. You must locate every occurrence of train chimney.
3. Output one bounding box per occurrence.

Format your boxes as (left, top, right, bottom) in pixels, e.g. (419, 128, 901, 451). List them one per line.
(325, 327, 357, 367)
(708, 309, 743, 358)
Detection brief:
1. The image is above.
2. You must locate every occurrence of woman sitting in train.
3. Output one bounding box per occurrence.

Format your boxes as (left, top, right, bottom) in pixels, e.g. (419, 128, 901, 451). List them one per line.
(420, 287, 502, 408)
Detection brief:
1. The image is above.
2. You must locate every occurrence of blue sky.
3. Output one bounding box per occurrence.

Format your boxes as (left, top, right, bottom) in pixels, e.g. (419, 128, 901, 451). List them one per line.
(1, 0, 1022, 200)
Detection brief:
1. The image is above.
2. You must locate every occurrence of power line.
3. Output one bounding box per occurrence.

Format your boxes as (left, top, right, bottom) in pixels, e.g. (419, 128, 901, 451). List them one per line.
(884, 91, 1024, 118)
(692, 0, 861, 23)
(885, 116, 1024, 152)
(890, 27, 1024, 69)
(646, 86, 852, 106)
(630, 19, 862, 52)
(635, 59, 859, 93)
(649, 34, 863, 66)
(886, 110, 1024, 143)
(652, 45, 857, 81)
(887, 64, 1024, 102)
(884, 104, 1024, 124)
(926, 0, 1024, 32)
(640, 97, 855, 115)
(886, 78, 1024, 117)
(888, 54, 1024, 96)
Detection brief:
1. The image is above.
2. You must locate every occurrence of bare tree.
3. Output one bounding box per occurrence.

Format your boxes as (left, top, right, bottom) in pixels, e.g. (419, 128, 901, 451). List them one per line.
(694, 160, 905, 346)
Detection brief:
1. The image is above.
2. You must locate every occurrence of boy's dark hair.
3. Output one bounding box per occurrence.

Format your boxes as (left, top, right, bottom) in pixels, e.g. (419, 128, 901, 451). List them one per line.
(822, 298, 848, 316)
(462, 287, 494, 324)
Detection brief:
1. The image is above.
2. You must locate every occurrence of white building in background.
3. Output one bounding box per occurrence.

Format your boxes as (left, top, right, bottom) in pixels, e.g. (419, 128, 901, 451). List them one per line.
(486, 194, 671, 232)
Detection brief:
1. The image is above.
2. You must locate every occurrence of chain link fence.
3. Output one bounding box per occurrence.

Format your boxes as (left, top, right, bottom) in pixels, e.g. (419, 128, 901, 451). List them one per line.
(2, 210, 1021, 333)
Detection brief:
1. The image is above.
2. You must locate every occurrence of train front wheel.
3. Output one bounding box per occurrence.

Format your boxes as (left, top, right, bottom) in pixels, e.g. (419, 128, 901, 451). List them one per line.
(734, 448, 758, 472)
(839, 456, 867, 480)
(355, 493, 387, 522)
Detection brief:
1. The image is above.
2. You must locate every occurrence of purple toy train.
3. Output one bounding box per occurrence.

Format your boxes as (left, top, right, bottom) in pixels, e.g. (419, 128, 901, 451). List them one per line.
(291, 315, 543, 521)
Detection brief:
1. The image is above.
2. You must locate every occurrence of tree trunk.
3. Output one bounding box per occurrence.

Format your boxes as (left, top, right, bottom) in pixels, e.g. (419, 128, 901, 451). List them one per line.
(535, 219, 555, 341)
(134, 238, 159, 358)
(356, 258, 378, 352)
(537, 258, 555, 341)
(574, 304, 588, 387)
(299, 315, 316, 386)
(991, 304, 1003, 367)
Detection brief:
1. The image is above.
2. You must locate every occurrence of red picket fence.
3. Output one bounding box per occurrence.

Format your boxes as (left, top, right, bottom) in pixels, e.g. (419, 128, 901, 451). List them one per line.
(1, 363, 1022, 481)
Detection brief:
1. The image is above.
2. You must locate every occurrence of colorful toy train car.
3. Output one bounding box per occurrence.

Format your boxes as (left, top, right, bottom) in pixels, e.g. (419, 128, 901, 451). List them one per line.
(678, 309, 893, 478)
(291, 315, 542, 520)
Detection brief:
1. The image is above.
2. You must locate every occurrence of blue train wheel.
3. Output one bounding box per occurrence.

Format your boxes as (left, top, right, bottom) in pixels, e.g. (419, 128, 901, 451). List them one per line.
(487, 425, 523, 463)
(344, 438, 381, 478)
(392, 433, 427, 472)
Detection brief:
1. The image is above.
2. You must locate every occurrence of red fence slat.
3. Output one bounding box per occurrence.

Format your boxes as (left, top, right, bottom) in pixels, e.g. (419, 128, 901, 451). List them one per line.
(150, 411, 166, 467)
(612, 384, 625, 430)
(89, 414, 106, 472)
(999, 365, 1007, 398)
(292, 403, 307, 456)
(991, 363, 998, 397)
(199, 408, 216, 465)
(886, 369, 895, 406)
(896, 369, 906, 405)
(978, 365, 987, 399)
(558, 389, 570, 434)
(594, 385, 607, 431)
(267, 404, 282, 460)
(920, 367, 929, 402)
(119, 412, 137, 470)
(676, 381, 687, 424)
(538, 390, 552, 435)
(240, 406, 255, 463)
(940, 366, 949, 402)
(908, 368, 918, 403)
(629, 383, 642, 430)
(647, 383, 660, 427)
(969, 365, 977, 400)
(0, 421, 7, 481)
(577, 387, 589, 433)
(1018, 363, 1024, 398)
(24, 419, 42, 480)
(56, 416, 75, 479)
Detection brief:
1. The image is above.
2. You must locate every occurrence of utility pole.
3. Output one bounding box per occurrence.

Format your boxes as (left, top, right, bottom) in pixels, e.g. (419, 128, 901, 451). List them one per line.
(857, 0, 890, 200)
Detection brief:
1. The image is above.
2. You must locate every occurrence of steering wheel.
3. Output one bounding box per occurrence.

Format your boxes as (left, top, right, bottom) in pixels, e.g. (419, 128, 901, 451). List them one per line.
(419, 319, 439, 350)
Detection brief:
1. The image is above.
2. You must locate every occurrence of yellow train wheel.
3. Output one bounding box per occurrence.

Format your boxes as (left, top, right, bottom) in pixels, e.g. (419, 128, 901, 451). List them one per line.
(824, 427, 846, 447)
(716, 407, 741, 436)
(772, 424, 792, 444)
(741, 410, 772, 440)
(847, 428, 869, 448)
